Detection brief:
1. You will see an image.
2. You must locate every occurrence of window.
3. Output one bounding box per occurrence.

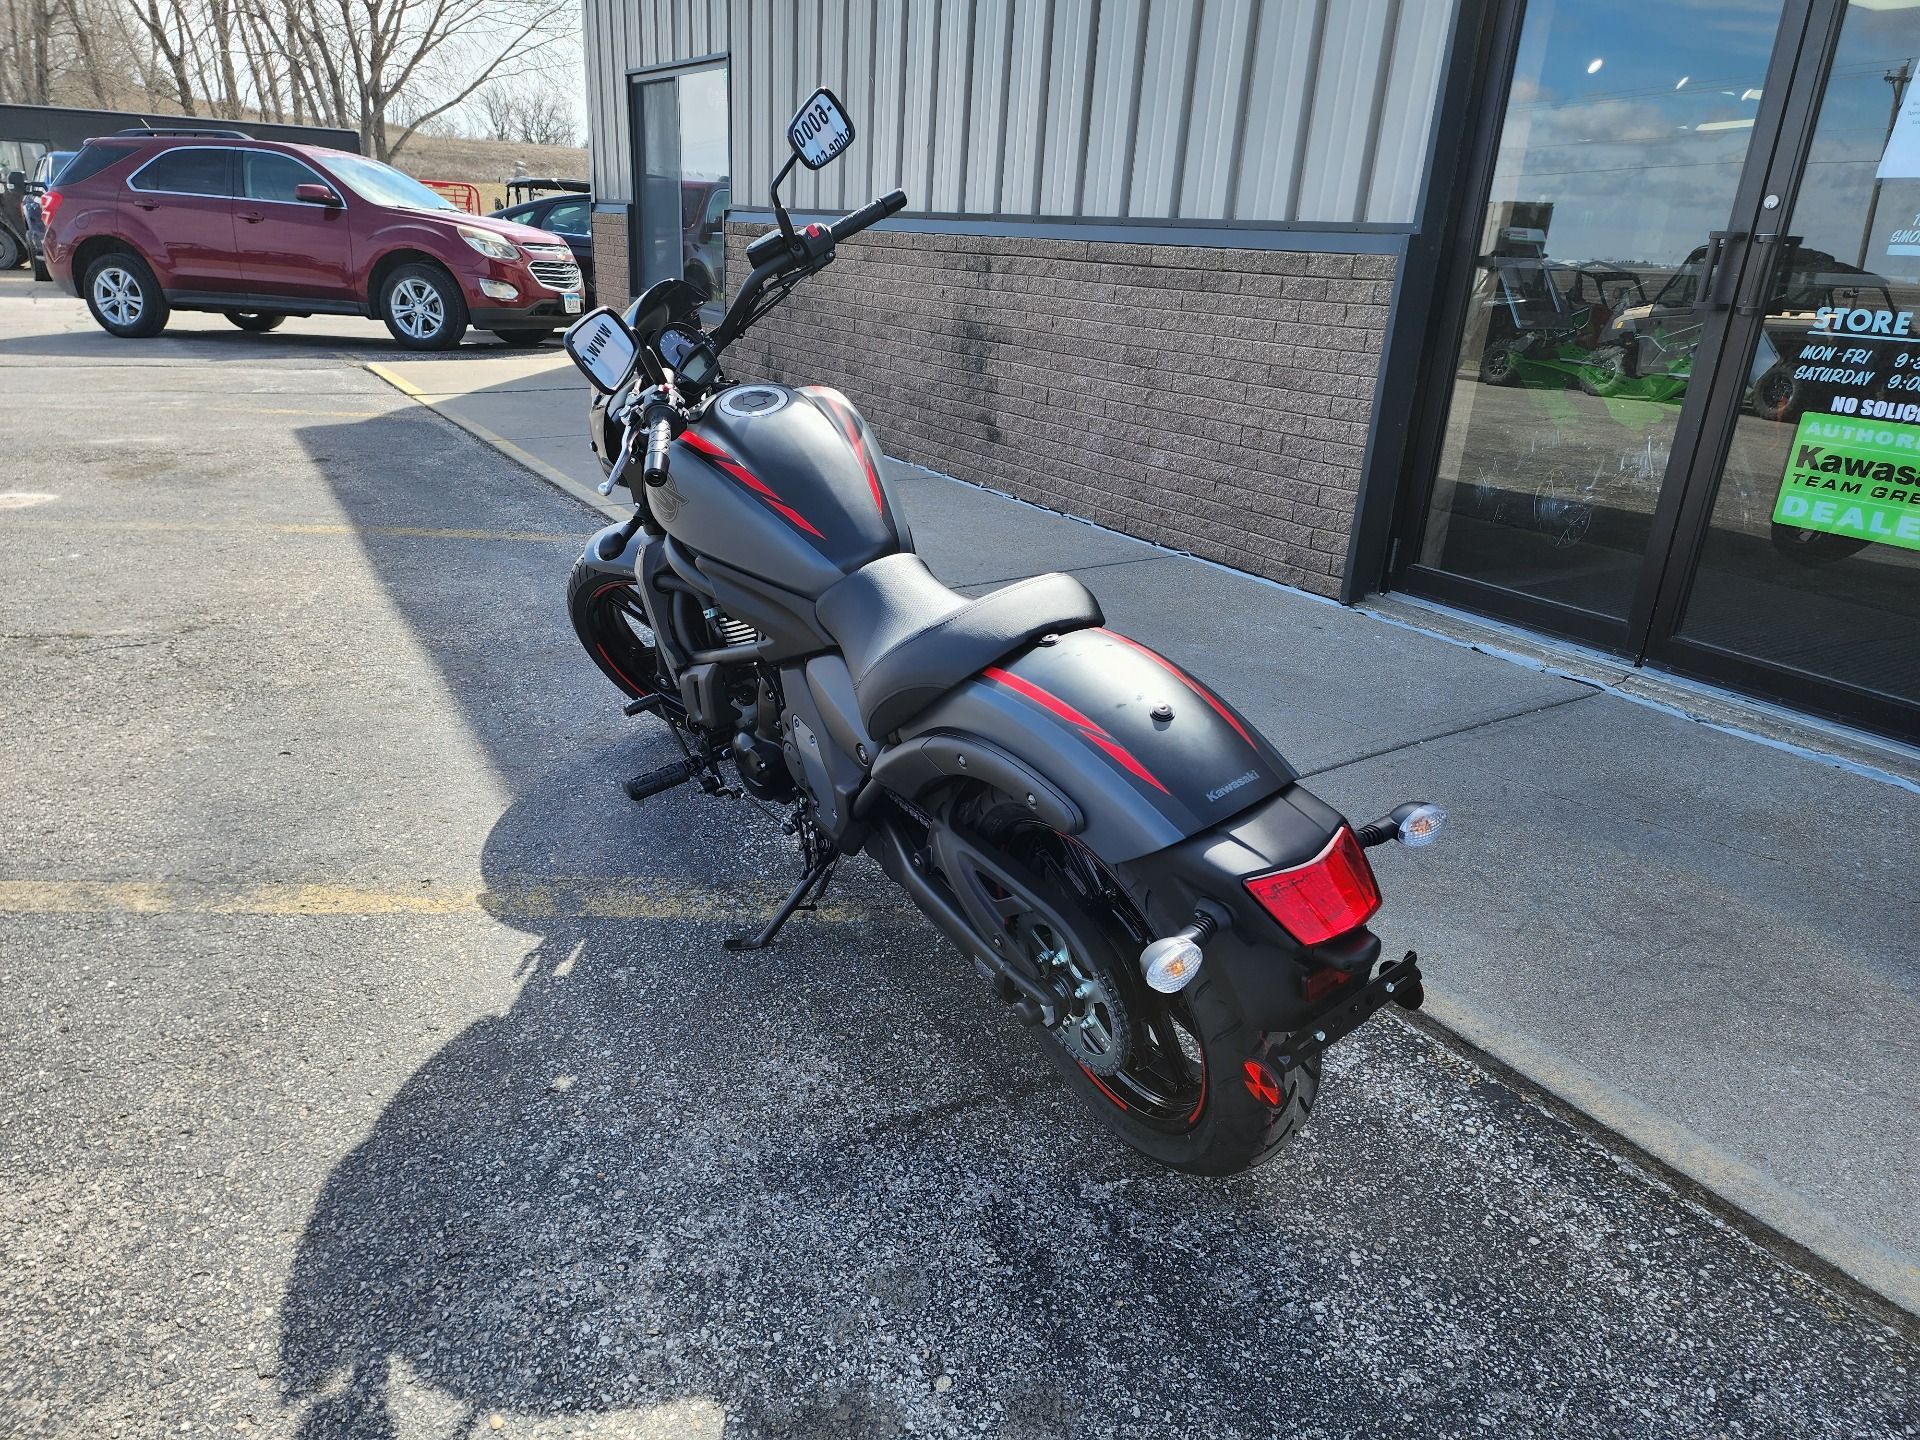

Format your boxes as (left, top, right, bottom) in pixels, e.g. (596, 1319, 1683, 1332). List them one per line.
(323, 154, 456, 211)
(544, 198, 588, 236)
(49, 144, 128, 189)
(244, 151, 324, 204)
(130, 148, 235, 197)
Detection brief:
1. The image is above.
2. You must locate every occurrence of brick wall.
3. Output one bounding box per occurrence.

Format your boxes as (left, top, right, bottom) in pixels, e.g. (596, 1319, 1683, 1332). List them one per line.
(722, 224, 1396, 598)
(590, 209, 631, 310)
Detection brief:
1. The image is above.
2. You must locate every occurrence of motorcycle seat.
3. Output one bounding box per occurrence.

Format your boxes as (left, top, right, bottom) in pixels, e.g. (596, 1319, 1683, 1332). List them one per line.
(815, 553, 1103, 738)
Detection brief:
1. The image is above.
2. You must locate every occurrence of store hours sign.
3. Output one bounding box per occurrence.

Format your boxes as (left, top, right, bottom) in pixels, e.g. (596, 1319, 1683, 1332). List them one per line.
(1774, 412, 1920, 551)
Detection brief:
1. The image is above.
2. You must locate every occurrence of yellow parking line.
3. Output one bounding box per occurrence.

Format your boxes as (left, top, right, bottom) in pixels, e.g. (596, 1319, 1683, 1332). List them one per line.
(0, 877, 881, 924)
(364, 362, 625, 524)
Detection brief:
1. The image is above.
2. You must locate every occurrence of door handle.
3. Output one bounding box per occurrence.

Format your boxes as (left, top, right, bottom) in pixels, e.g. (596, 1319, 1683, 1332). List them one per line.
(239, 212, 264, 224)
(1694, 230, 1745, 311)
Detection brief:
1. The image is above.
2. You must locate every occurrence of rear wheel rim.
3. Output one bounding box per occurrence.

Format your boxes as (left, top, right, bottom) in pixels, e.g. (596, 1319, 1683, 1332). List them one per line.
(93, 267, 142, 326)
(390, 277, 445, 339)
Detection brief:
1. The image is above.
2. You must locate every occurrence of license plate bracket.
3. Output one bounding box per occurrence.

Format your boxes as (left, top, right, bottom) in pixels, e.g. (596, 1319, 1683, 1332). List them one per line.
(1259, 951, 1424, 1070)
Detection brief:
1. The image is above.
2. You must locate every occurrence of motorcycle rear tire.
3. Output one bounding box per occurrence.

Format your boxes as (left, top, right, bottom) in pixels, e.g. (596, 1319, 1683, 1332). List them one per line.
(566, 557, 660, 699)
(985, 814, 1319, 1174)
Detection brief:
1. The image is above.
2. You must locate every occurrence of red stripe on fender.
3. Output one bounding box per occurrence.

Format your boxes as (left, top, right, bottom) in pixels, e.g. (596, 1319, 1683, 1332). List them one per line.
(982, 665, 1171, 795)
(805, 386, 886, 517)
(679, 430, 826, 539)
(1100, 628, 1256, 747)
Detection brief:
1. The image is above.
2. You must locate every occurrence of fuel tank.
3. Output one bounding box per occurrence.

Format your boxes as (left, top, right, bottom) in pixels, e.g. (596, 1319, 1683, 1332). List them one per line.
(891, 627, 1298, 862)
(658, 383, 910, 597)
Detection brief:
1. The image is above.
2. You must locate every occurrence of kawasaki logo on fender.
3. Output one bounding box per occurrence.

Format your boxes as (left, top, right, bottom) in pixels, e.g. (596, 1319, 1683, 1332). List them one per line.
(1773, 413, 1920, 552)
(1206, 769, 1260, 803)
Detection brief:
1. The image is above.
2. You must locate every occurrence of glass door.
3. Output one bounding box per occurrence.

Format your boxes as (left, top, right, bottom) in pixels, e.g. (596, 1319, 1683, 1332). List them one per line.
(1646, 0, 1920, 737)
(1403, 0, 1801, 644)
(630, 63, 731, 321)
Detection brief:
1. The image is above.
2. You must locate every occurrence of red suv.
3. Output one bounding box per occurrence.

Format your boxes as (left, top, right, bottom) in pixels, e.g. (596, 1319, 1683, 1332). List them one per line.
(43, 128, 584, 349)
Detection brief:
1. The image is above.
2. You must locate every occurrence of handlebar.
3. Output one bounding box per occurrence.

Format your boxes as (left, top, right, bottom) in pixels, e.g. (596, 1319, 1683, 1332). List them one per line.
(641, 395, 678, 487)
(830, 188, 907, 243)
(715, 189, 908, 351)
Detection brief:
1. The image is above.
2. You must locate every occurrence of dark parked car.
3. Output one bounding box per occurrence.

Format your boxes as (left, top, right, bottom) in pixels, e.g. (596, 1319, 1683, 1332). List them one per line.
(20, 149, 75, 279)
(43, 127, 583, 348)
(490, 179, 592, 304)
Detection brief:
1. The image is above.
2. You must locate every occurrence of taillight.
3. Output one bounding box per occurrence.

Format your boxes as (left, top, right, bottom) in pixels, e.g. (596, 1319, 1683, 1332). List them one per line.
(39, 188, 63, 232)
(1244, 826, 1381, 945)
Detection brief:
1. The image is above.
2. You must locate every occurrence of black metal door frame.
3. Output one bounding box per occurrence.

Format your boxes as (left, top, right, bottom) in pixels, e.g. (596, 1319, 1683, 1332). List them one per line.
(1384, 0, 1920, 742)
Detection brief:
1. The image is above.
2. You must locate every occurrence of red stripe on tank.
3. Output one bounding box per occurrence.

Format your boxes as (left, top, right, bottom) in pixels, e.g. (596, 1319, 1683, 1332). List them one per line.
(679, 429, 825, 539)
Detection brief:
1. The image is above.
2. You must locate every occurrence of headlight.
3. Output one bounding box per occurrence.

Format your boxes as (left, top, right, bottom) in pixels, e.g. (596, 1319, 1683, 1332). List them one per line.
(459, 226, 519, 261)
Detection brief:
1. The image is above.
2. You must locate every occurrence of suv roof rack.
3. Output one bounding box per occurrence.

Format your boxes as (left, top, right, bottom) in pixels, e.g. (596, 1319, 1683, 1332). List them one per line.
(113, 125, 252, 139)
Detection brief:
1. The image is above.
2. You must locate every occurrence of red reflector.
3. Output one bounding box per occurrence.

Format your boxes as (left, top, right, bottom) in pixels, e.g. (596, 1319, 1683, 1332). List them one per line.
(1244, 826, 1381, 946)
(1302, 966, 1353, 1005)
(1242, 1058, 1283, 1107)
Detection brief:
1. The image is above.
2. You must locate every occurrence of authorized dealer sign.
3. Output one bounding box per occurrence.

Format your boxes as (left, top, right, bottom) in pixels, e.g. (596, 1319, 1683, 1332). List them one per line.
(1774, 413, 1920, 552)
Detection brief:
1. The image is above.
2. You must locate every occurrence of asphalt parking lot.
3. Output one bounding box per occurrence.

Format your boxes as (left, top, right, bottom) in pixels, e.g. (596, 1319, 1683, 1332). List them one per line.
(2, 276, 1916, 1438)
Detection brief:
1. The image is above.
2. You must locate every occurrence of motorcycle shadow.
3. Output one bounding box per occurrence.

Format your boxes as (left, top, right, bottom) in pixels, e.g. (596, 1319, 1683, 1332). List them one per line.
(272, 767, 1101, 1438)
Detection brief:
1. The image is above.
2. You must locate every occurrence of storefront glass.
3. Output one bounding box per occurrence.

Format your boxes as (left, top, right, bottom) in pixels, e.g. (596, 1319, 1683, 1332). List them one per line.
(1672, 1, 1920, 714)
(1418, 0, 1787, 621)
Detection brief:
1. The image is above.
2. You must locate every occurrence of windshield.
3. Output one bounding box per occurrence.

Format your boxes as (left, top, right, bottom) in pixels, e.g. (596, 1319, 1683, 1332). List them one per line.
(323, 154, 457, 212)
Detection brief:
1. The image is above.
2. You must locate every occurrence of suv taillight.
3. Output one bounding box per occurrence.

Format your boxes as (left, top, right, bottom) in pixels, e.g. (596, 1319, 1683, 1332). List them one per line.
(1244, 827, 1381, 946)
(38, 188, 63, 231)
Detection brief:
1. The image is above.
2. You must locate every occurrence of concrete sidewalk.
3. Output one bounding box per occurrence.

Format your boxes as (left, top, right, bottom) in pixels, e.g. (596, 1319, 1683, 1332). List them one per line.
(369, 350, 1920, 1319)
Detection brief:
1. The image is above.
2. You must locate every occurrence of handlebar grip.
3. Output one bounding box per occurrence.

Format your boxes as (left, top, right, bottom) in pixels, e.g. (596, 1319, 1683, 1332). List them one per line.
(643, 415, 674, 486)
(829, 189, 907, 243)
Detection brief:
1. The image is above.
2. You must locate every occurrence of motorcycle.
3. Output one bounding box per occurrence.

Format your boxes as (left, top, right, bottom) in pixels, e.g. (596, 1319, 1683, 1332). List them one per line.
(559, 88, 1446, 1174)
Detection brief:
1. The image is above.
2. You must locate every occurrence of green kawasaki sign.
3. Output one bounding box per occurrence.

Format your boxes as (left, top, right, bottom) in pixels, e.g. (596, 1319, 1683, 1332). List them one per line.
(1775, 413, 1920, 552)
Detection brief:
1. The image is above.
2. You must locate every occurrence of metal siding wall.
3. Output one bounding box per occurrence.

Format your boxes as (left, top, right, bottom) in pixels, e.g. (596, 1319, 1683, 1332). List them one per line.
(1079, 0, 1142, 217)
(1037, 0, 1096, 215)
(997, 0, 1052, 214)
(1294, 0, 1396, 223)
(1233, 0, 1321, 222)
(1178, 0, 1255, 220)
(583, 0, 732, 202)
(583, 0, 1450, 222)
(1127, 0, 1198, 218)
(1365, 0, 1449, 222)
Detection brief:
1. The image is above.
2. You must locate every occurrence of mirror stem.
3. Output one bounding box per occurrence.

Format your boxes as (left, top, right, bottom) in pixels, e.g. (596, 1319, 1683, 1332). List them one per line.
(769, 152, 800, 253)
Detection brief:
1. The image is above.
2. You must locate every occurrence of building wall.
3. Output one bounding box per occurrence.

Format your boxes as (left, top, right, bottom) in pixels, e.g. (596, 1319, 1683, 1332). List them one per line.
(584, 0, 731, 203)
(583, 0, 1456, 225)
(723, 222, 1397, 597)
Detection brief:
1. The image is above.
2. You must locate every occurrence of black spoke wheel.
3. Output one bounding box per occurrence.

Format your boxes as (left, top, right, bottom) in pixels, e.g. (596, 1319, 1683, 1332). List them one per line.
(965, 801, 1318, 1173)
(566, 558, 663, 699)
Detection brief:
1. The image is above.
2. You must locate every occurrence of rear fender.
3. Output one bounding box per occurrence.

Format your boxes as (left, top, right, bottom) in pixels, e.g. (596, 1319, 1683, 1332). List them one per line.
(876, 627, 1377, 1031)
(884, 627, 1294, 862)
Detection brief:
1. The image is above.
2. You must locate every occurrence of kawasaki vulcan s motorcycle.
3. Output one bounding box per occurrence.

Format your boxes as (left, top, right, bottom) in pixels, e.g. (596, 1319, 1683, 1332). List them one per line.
(561, 89, 1446, 1174)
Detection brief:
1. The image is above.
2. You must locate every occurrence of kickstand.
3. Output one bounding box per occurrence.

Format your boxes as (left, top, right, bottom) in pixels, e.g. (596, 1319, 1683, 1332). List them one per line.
(725, 854, 837, 952)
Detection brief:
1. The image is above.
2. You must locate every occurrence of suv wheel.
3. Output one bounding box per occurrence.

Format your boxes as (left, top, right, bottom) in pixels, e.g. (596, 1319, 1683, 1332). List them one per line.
(379, 263, 468, 350)
(224, 311, 285, 333)
(84, 252, 170, 338)
(0, 229, 21, 270)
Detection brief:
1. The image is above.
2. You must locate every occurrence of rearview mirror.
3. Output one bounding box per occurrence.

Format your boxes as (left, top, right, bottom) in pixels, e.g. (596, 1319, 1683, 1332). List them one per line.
(565, 307, 640, 394)
(294, 182, 341, 206)
(787, 88, 854, 171)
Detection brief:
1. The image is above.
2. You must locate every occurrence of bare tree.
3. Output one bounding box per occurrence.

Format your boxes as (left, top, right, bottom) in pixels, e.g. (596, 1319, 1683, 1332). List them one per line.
(78, 0, 573, 162)
(478, 78, 577, 148)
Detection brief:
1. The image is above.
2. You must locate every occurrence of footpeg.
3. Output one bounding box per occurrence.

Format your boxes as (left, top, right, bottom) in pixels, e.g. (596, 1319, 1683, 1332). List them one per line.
(623, 692, 664, 718)
(624, 759, 698, 802)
